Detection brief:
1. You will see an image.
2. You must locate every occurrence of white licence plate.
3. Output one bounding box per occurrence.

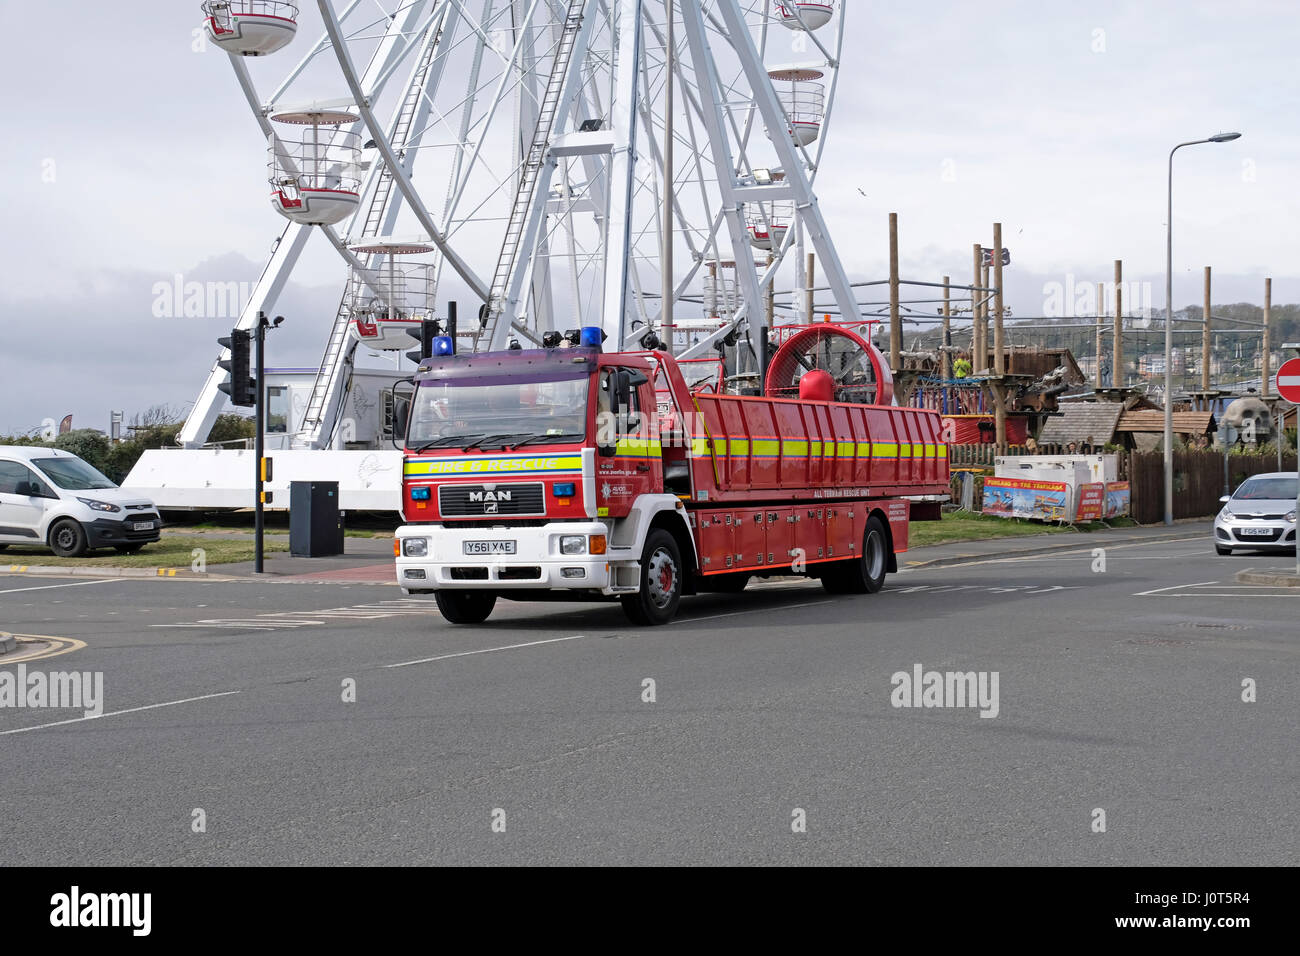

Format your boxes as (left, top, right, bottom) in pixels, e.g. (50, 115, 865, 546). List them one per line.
(132, 521, 154, 531)
(1239, 527, 1272, 536)
(464, 540, 516, 555)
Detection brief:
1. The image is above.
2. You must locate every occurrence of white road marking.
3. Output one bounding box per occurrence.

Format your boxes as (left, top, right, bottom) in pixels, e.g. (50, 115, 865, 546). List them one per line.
(1134, 581, 1220, 595)
(0, 690, 241, 736)
(385, 635, 586, 669)
(0, 578, 121, 595)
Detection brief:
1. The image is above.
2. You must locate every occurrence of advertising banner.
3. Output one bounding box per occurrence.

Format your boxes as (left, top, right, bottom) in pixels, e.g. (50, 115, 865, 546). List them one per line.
(982, 477, 1070, 521)
(1104, 481, 1131, 518)
(1076, 483, 1105, 522)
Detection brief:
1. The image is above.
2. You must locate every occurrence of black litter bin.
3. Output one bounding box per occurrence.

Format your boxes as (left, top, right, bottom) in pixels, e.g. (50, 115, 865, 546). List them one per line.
(289, 481, 344, 557)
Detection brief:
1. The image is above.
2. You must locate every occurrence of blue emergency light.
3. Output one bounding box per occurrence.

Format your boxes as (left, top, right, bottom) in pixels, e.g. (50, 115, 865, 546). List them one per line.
(410, 486, 431, 500)
(553, 482, 576, 497)
(579, 326, 605, 350)
(433, 335, 455, 355)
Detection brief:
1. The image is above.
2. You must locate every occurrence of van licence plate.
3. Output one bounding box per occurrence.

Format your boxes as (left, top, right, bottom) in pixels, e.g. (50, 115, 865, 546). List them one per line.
(132, 521, 154, 531)
(464, 540, 516, 555)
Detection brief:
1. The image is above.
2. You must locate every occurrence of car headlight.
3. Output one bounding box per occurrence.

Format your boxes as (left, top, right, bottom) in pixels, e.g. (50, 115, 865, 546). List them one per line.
(402, 537, 429, 558)
(560, 534, 586, 555)
(1286, 511, 1297, 523)
(77, 498, 120, 513)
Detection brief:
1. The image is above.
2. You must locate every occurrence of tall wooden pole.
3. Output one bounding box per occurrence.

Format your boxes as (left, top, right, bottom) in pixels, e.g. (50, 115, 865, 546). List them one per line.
(971, 244, 982, 371)
(889, 213, 901, 381)
(1262, 277, 1272, 397)
(941, 275, 951, 380)
(1113, 260, 1123, 389)
(1201, 266, 1212, 393)
(1095, 281, 1104, 389)
(980, 261, 990, 372)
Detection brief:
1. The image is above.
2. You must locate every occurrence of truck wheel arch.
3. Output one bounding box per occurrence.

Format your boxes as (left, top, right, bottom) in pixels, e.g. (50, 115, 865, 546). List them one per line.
(614, 495, 699, 591)
(869, 506, 899, 574)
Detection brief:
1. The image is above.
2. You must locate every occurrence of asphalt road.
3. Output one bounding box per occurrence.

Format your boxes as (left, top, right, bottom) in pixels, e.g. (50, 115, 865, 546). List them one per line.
(1, 534, 1296, 865)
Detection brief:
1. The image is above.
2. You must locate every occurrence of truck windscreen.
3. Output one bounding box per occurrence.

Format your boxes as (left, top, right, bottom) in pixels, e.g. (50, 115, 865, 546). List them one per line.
(406, 375, 589, 449)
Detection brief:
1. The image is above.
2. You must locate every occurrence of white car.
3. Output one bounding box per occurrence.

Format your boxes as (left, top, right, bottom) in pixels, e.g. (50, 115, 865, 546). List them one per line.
(0, 446, 162, 558)
(1213, 472, 1298, 555)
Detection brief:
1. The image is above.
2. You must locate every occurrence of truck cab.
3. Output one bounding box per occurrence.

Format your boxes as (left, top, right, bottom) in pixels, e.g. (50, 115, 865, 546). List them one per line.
(395, 345, 695, 624)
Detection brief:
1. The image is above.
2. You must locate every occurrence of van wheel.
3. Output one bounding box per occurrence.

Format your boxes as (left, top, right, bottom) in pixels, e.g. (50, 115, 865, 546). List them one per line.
(49, 519, 89, 559)
(822, 515, 889, 594)
(115, 544, 146, 554)
(0, 544, 8, 552)
(434, 590, 497, 624)
(621, 529, 682, 626)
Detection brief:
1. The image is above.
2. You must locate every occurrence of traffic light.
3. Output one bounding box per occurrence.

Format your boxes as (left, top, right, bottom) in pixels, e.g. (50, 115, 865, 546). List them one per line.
(405, 319, 440, 365)
(217, 329, 255, 407)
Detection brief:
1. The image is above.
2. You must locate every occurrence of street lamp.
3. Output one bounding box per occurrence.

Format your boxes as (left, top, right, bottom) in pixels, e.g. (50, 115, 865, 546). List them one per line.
(1163, 132, 1241, 526)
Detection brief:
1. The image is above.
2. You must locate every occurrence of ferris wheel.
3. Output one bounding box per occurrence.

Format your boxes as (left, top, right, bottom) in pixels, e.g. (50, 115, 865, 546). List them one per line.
(182, 0, 875, 449)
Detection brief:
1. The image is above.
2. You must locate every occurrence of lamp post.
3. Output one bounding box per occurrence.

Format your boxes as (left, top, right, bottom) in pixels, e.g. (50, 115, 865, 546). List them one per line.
(1164, 131, 1240, 526)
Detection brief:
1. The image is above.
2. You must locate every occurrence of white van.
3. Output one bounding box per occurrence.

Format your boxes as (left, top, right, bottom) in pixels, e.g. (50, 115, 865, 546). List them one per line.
(0, 446, 162, 557)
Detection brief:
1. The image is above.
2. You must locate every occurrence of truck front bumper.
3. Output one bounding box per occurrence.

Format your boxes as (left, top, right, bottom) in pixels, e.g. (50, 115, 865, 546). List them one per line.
(395, 522, 614, 592)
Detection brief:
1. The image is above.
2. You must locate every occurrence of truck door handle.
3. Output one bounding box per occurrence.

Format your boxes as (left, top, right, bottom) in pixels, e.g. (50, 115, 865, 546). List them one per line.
(636, 463, 650, 472)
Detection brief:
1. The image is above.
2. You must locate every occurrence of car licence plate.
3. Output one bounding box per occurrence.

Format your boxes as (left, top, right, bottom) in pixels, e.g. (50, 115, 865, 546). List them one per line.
(1239, 527, 1272, 536)
(464, 540, 516, 555)
(132, 521, 154, 531)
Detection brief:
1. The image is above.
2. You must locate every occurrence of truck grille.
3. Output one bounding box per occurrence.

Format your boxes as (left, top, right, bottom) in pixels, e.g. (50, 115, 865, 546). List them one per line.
(439, 482, 545, 518)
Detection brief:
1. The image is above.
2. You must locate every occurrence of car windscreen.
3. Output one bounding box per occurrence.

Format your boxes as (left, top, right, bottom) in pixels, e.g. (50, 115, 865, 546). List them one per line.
(1232, 477, 1298, 501)
(32, 457, 118, 491)
(406, 374, 589, 447)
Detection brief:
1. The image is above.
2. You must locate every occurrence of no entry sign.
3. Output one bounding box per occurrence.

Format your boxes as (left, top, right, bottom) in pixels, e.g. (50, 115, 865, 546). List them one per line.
(1275, 357, 1300, 403)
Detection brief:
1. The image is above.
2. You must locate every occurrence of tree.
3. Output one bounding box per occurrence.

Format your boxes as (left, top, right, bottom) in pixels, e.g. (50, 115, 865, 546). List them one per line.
(52, 429, 112, 473)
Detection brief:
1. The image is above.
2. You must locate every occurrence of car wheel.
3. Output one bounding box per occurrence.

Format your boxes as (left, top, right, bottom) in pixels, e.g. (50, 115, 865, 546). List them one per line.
(114, 544, 146, 554)
(823, 515, 890, 594)
(433, 590, 497, 624)
(621, 529, 683, 626)
(49, 519, 89, 559)
(1214, 544, 1233, 556)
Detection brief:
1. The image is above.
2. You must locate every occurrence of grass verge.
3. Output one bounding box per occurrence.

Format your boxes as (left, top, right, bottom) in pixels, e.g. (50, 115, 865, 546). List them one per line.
(0, 535, 289, 569)
(909, 511, 1138, 548)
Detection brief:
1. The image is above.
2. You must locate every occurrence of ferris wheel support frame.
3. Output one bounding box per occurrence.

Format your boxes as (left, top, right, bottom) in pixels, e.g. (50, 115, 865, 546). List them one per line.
(317, 0, 491, 302)
(181, 2, 437, 447)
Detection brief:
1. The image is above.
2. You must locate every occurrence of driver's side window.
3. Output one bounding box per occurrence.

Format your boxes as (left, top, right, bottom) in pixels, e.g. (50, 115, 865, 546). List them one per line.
(0, 461, 50, 497)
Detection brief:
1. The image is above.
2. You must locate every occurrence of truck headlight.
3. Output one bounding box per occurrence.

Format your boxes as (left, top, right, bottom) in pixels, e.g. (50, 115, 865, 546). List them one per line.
(402, 537, 429, 557)
(77, 498, 120, 513)
(560, 535, 586, 555)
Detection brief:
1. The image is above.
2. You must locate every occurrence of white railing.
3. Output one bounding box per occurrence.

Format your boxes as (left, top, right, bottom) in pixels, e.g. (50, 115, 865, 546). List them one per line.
(202, 0, 299, 23)
(267, 131, 361, 194)
(778, 82, 824, 127)
(347, 262, 437, 321)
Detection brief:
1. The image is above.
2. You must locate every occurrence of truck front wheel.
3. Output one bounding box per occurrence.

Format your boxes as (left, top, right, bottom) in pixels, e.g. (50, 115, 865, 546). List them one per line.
(621, 529, 683, 626)
(434, 590, 497, 624)
(822, 514, 889, 595)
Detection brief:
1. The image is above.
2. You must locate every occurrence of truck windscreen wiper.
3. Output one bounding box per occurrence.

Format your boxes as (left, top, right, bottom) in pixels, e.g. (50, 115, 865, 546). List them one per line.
(505, 432, 584, 449)
(409, 433, 486, 452)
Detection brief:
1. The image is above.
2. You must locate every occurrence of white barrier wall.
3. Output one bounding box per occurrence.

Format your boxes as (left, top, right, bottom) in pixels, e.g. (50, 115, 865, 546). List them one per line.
(123, 449, 404, 512)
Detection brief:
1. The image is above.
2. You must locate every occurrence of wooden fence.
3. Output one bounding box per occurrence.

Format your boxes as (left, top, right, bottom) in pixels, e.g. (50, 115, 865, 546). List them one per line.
(948, 443, 1031, 468)
(1127, 450, 1297, 524)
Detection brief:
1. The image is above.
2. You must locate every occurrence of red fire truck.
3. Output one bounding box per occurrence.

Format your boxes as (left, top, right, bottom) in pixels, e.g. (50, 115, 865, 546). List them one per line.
(394, 325, 949, 625)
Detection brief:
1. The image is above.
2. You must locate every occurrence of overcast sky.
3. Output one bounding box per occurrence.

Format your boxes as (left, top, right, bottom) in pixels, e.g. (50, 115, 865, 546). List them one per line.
(1, 0, 1296, 435)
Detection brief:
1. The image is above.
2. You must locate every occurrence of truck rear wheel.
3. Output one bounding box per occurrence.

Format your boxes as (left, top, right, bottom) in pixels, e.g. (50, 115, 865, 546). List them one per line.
(434, 590, 497, 624)
(620, 529, 682, 626)
(822, 514, 889, 595)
